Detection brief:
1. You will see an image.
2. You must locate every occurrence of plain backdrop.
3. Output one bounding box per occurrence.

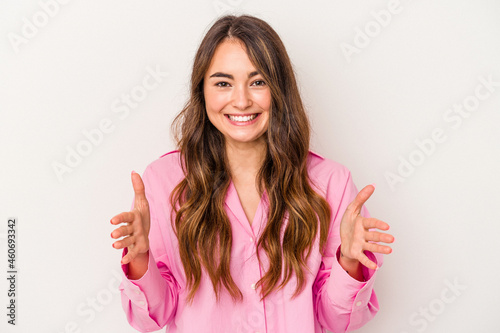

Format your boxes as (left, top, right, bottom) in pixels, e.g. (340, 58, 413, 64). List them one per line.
(1, 0, 500, 332)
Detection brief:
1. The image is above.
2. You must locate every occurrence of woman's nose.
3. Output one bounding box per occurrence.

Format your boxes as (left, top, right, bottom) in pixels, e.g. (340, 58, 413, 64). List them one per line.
(231, 85, 252, 110)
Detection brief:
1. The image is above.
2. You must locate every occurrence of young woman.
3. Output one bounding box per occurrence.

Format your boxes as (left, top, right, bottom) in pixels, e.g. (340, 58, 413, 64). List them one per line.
(110, 14, 394, 333)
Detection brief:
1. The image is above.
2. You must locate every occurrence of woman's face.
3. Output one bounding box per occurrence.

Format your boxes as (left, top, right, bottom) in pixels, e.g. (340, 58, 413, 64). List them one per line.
(203, 38, 271, 149)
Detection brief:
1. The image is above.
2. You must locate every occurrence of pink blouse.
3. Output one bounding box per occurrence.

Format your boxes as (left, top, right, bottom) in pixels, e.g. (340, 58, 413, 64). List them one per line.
(119, 150, 383, 332)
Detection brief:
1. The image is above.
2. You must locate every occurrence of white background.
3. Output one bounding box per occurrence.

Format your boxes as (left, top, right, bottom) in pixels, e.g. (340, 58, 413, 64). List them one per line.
(1, 0, 499, 332)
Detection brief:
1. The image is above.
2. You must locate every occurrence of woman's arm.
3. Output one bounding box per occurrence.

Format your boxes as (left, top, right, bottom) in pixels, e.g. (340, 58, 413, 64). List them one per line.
(112, 166, 180, 331)
(338, 251, 364, 282)
(119, 247, 179, 332)
(313, 166, 390, 332)
(126, 252, 149, 280)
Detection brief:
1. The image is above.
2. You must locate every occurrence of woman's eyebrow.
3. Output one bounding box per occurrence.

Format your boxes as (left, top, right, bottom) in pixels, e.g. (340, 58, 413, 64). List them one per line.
(209, 71, 260, 79)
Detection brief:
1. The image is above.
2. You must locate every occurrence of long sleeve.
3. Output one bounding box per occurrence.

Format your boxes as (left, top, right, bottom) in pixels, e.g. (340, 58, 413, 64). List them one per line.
(118, 164, 181, 332)
(313, 166, 384, 333)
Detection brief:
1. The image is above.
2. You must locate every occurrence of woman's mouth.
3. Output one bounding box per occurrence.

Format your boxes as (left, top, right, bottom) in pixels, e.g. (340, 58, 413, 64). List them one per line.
(226, 113, 258, 122)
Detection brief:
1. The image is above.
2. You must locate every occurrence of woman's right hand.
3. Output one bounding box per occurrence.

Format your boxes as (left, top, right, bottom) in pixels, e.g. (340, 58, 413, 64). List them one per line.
(110, 171, 151, 266)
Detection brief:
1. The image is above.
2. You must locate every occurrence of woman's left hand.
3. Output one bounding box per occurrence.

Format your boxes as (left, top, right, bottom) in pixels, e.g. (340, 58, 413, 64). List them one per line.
(339, 184, 394, 270)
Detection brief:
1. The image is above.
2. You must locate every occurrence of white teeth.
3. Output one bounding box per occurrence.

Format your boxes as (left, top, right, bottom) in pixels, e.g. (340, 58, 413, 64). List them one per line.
(228, 114, 257, 122)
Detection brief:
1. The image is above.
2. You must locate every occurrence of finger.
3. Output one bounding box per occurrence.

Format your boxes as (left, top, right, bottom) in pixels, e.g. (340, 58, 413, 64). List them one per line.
(364, 242, 392, 255)
(110, 211, 136, 225)
(349, 184, 375, 215)
(131, 171, 147, 204)
(112, 235, 135, 250)
(362, 217, 390, 231)
(357, 252, 378, 270)
(365, 231, 395, 244)
(122, 252, 133, 265)
(111, 225, 132, 239)
(121, 247, 140, 265)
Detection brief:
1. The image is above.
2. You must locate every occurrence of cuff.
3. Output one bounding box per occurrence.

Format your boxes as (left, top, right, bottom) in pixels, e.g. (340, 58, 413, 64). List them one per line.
(326, 246, 379, 311)
(118, 248, 168, 311)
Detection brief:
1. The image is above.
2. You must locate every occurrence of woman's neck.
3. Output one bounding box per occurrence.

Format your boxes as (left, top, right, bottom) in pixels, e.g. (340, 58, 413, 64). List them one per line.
(225, 139, 266, 179)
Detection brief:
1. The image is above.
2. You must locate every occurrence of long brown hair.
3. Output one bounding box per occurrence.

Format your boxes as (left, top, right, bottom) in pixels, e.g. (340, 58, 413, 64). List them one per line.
(170, 15, 331, 303)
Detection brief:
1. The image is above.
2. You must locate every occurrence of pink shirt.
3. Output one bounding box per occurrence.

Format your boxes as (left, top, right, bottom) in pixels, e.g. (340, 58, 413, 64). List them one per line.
(119, 150, 383, 333)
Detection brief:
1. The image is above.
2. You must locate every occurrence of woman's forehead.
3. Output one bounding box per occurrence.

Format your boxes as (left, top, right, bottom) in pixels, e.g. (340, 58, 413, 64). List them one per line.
(205, 39, 258, 77)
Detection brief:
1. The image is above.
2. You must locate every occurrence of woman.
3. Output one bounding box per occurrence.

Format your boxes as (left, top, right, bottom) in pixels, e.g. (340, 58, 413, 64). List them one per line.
(110, 14, 394, 333)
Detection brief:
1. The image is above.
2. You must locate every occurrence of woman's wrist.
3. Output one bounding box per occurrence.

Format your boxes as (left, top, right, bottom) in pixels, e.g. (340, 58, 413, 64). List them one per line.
(337, 247, 364, 281)
(339, 250, 357, 262)
(126, 251, 149, 280)
(338, 250, 360, 269)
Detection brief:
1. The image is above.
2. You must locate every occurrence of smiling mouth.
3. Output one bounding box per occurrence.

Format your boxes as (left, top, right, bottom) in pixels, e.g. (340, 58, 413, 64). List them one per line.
(226, 113, 258, 122)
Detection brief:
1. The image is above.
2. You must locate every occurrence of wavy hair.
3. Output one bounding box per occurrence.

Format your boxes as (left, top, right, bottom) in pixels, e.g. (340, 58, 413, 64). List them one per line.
(170, 15, 331, 303)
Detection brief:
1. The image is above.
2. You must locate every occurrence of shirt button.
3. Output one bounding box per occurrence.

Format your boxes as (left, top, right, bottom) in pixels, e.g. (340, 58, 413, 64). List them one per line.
(134, 290, 141, 295)
(139, 301, 146, 306)
(356, 301, 362, 307)
(250, 237, 254, 242)
(251, 283, 256, 290)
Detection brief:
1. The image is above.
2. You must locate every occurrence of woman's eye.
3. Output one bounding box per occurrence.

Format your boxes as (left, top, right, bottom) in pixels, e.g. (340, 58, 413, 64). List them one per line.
(252, 80, 266, 86)
(216, 82, 230, 87)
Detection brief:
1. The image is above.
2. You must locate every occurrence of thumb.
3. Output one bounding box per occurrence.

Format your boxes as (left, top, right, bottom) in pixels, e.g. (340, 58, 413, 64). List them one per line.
(351, 183, 375, 214)
(131, 171, 147, 202)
